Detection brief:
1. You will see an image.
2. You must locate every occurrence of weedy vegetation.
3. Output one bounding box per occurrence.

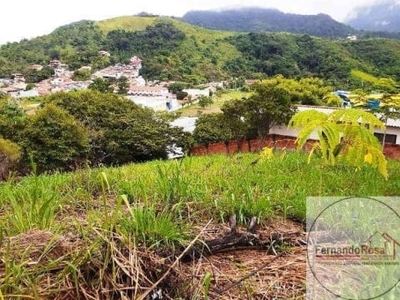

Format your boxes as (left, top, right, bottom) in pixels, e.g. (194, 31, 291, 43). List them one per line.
(0, 151, 399, 299)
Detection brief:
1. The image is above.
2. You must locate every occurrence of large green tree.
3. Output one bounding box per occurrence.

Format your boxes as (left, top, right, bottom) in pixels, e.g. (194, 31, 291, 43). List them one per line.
(221, 98, 249, 151)
(21, 104, 90, 173)
(243, 78, 297, 148)
(43, 90, 186, 165)
(0, 96, 26, 141)
(193, 113, 233, 154)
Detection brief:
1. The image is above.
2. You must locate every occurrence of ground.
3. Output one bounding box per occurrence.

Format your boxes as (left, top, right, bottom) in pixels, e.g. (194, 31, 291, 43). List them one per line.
(0, 218, 306, 299)
(177, 218, 306, 299)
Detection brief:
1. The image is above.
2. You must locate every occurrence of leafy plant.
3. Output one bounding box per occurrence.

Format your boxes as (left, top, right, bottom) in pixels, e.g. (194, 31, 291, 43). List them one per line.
(288, 108, 388, 178)
(20, 104, 90, 173)
(197, 96, 213, 108)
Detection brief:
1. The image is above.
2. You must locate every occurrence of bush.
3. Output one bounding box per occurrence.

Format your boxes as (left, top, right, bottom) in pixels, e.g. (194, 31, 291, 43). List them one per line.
(43, 90, 187, 165)
(20, 104, 90, 173)
(0, 138, 21, 180)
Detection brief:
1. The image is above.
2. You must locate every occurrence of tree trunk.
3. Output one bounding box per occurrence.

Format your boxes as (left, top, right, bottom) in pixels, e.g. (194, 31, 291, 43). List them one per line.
(225, 141, 230, 154)
(247, 139, 252, 152)
(237, 137, 245, 153)
(259, 134, 267, 151)
(382, 118, 388, 151)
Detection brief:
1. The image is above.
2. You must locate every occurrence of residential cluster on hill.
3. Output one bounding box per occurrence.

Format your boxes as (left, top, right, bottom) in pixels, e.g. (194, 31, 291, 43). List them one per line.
(0, 53, 218, 112)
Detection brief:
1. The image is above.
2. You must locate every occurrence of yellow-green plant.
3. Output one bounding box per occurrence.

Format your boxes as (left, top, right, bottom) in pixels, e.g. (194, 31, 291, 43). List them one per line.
(288, 108, 388, 178)
(260, 147, 274, 159)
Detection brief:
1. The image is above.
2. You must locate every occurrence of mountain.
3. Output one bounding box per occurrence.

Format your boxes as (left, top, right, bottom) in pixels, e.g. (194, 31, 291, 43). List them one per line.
(345, 0, 400, 32)
(180, 7, 357, 38)
(2, 15, 400, 89)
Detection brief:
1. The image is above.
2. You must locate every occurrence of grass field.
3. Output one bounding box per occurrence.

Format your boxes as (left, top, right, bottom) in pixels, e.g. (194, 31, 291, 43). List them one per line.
(0, 151, 399, 298)
(180, 90, 250, 117)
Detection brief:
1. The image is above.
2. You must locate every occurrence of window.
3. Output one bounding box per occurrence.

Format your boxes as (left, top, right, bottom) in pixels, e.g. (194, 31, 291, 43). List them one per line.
(374, 133, 397, 144)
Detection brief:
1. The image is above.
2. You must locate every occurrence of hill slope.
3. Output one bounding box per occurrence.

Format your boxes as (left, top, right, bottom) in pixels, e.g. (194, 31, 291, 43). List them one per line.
(2, 15, 400, 87)
(180, 7, 356, 38)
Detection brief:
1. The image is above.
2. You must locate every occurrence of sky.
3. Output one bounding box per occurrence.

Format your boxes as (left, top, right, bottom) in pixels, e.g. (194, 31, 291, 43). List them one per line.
(0, 0, 381, 45)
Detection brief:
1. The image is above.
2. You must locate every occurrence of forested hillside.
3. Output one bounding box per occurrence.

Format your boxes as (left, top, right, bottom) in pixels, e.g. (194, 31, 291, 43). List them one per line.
(1, 15, 400, 88)
(181, 7, 356, 38)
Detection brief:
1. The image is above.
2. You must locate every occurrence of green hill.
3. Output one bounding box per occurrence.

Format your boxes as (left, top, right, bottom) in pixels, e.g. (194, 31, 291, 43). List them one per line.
(1, 15, 400, 87)
(181, 7, 356, 38)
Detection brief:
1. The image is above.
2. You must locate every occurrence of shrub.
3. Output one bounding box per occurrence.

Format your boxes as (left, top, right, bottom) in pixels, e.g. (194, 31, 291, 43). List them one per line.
(20, 104, 90, 173)
(0, 138, 21, 180)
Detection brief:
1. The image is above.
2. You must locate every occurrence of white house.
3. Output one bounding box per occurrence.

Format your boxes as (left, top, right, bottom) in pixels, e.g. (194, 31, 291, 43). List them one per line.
(183, 88, 211, 98)
(126, 95, 181, 111)
(270, 105, 400, 145)
(170, 117, 198, 133)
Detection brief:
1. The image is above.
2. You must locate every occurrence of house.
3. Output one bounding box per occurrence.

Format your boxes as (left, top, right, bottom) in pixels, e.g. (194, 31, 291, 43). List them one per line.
(245, 79, 259, 85)
(30, 64, 43, 71)
(11, 73, 25, 83)
(126, 95, 181, 111)
(93, 63, 141, 80)
(128, 86, 169, 97)
(129, 56, 142, 69)
(182, 88, 211, 99)
(170, 117, 198, 133)
(0, 86, 20, 97)
(270, 105, 400, 145)
(347, 35, 357, 41)
(98, 50, 111, 57)
(49, 60, 62, 69)
(15, 89, 39, 98)
(134, 76, 146, 87)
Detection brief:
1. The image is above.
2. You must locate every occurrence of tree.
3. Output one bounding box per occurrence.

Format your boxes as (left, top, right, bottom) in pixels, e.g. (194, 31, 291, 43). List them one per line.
(20, 104, 90, 173)
(288, 108, 388, 179)
(221, 98, 249, 152)
(24, 66, 54, 83)
(193, 113, 233, 154)
(117, 76, 129, 94)
(0, 137, 20, 180)
(0, 96, 26, 141)
(373, 77, 397, 94)
(72, 69, 91, 81)
(176, 91, 188, 101)
(243, 78, 297, 149)
(43, 90, 185, 165)
(89, 78, 114, 93)
(197, 95, 214, 108)
(349, 92, 400, 147)
(168, 82, 188, 94)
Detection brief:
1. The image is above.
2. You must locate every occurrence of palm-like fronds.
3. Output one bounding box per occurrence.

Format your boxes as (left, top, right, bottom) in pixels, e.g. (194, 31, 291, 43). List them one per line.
(329, 109, 385, 131)
(288, 108, 388, 178)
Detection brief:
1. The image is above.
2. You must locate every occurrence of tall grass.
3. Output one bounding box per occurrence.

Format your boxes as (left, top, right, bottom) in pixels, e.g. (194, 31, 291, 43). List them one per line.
(0, 151, 399, 297)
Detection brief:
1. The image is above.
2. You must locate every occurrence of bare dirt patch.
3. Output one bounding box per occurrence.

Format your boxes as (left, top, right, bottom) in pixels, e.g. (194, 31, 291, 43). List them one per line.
(177, 218, 306, 299)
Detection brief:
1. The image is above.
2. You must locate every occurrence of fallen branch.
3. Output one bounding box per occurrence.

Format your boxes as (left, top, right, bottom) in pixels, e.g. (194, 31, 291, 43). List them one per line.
(183, 228, 301, 261)
(137, 219, 213, 300)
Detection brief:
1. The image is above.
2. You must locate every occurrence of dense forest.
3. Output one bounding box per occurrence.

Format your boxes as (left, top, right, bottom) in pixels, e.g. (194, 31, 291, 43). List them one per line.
(181, 7, 400, 39)
(1, 16, 400, 88)
(181, 8, 356, 38)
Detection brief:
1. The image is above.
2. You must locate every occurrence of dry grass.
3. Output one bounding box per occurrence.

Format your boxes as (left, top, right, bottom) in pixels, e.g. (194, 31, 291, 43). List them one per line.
(0, 219, 306, 299)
